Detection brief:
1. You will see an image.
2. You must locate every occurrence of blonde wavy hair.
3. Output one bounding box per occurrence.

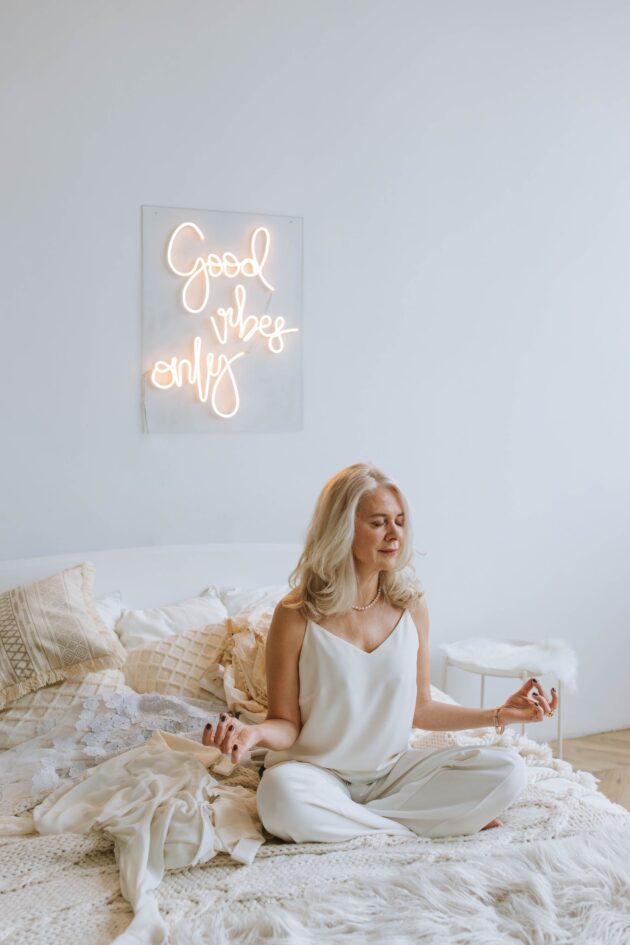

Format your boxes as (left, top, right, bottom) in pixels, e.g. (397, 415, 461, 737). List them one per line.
(284, 462, 424, 621)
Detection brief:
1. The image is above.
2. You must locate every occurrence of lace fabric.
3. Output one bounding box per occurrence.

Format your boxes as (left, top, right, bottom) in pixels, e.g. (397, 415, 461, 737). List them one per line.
(0, 690, 229, 816)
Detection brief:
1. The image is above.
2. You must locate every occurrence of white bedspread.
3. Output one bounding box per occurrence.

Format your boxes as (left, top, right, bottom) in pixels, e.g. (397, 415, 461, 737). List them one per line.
(1, 693, 629, 945)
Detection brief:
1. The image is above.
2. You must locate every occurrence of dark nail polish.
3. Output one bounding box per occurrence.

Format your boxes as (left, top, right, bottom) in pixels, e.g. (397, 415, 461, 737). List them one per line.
(220, 714, 226, 721)
(551, 688, 556, 693)
(228, 724, 234, 731)
(204, 723, 211, 730)
(232, 745, 237, 752)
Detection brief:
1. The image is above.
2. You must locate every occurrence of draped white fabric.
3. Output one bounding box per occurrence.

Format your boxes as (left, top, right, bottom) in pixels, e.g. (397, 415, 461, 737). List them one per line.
(31, 730, 264, 945)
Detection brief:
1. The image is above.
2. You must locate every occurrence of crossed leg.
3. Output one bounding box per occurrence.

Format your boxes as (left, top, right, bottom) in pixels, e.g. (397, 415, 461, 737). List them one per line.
(257, 745, 527, 843)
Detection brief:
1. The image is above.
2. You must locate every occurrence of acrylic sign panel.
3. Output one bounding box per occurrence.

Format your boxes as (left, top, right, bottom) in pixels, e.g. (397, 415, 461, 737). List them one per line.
(142, 206, 303, 433)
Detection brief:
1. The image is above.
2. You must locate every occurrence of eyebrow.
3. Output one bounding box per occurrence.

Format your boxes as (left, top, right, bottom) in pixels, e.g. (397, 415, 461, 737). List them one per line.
(369, 512, 404, 518)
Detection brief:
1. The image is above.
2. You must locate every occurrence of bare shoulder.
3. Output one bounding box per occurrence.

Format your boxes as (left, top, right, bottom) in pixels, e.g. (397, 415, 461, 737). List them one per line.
(407, 592, 430, 637)
(267, 597, 308, 651)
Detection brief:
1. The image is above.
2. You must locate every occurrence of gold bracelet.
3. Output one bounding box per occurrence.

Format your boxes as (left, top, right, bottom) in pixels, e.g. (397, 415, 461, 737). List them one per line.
(493, 707, 505, 735)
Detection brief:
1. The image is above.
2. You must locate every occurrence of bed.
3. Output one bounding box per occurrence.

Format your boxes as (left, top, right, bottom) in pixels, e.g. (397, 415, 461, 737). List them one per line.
(0, 544, 629, 945)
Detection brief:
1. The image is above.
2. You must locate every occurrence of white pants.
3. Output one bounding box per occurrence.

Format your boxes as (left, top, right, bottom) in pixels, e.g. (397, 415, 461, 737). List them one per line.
(256, 745, 527, 842)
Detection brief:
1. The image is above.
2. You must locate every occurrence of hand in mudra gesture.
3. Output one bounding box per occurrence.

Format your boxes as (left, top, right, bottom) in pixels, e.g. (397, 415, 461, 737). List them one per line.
(202, 711, 258, 764)
(498, 677, 559, 727)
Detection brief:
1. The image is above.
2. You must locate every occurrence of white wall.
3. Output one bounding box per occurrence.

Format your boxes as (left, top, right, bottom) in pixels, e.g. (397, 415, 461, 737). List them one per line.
(1, 1, 629, 739)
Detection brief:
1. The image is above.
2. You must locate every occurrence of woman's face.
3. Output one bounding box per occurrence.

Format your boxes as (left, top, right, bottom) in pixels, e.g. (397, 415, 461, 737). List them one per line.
(352, 486, 405, 574)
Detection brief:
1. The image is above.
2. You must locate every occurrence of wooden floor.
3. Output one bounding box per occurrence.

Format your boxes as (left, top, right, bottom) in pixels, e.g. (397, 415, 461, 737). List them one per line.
(548, 727, 630, 809)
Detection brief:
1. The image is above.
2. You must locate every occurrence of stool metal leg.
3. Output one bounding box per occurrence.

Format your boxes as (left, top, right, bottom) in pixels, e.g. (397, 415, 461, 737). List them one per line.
(557, 679, 563, 759)
(442, 659, 449, 694)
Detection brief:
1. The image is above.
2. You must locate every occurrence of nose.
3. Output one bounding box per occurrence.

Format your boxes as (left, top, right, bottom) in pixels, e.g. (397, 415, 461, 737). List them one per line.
(385, 521, 402, 541)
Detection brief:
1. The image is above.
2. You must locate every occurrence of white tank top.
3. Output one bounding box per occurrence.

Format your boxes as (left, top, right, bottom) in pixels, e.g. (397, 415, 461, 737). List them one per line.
(263, 608, 418, 783)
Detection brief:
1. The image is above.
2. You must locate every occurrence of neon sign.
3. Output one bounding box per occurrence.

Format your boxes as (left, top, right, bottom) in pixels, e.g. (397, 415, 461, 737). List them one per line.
(148, 221, 299, 420)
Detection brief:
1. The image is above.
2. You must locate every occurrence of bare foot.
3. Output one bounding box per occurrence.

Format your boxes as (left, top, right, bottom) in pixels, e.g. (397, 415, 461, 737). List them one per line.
(480, 817, 504, 830)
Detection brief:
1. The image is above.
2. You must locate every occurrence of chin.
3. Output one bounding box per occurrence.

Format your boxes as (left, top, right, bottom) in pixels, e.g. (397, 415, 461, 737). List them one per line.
(378, 556, 399, 568)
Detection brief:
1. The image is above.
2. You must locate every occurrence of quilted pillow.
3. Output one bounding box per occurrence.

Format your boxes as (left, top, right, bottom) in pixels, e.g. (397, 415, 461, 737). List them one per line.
(0, 563, 127, 709)
(0, 668, 132, 749)
(123, 623, 229, 700)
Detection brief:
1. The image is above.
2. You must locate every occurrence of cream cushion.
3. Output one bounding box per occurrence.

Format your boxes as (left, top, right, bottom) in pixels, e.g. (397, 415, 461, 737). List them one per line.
(200, 618, 268, 723)
(217, 584, 288, 620)
(123, 623, 229, 699)
(0, 593, 129, 750)
(0, 668, 132, 749)
(116, 593, 228, 651)
(0, 563, 127, 709)
(94, 592, 125, 632)
(197, 585, 286, 717)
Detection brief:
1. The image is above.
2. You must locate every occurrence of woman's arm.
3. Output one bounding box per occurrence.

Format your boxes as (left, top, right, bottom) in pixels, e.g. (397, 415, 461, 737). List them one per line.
(410, 595, 497, 731)
(252, 600, 306, 750)
(252, 718, 301, 750)
(414, 700, 496, 731)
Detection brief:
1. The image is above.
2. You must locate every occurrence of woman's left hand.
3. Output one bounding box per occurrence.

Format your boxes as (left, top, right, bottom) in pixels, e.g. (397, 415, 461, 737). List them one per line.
(498, 677, 559, 726)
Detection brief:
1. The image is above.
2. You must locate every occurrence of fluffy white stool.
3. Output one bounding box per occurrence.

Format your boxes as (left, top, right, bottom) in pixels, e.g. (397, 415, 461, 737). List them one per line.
(439, 638, 578, 759)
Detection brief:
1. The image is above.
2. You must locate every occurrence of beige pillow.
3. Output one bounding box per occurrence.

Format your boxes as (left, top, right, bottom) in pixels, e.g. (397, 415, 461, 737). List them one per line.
(199, 615, 271, 723)
(123, 623, 229, 699)
(0, 562, 127, 709)
(0, 668, 132, 749)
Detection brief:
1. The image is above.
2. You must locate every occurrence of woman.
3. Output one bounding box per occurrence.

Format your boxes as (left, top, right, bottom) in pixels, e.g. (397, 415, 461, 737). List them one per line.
(202, 463, 558, 842)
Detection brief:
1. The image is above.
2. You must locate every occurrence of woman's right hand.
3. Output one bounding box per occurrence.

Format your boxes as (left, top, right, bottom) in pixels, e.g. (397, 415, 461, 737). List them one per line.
(498, 677, 558, 726)
(202, 712, 259, 764)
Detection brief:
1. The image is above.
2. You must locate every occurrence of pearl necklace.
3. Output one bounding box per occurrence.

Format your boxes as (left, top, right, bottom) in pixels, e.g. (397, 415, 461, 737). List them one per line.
(352, 583, 382, 611)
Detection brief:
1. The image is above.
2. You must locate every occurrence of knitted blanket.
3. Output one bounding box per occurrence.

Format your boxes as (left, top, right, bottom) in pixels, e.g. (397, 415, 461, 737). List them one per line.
(1, 727, 629, 945)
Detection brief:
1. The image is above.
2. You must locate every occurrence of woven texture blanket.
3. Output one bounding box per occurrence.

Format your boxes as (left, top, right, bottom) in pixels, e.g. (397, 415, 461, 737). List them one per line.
(1, 727, 629, 945)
